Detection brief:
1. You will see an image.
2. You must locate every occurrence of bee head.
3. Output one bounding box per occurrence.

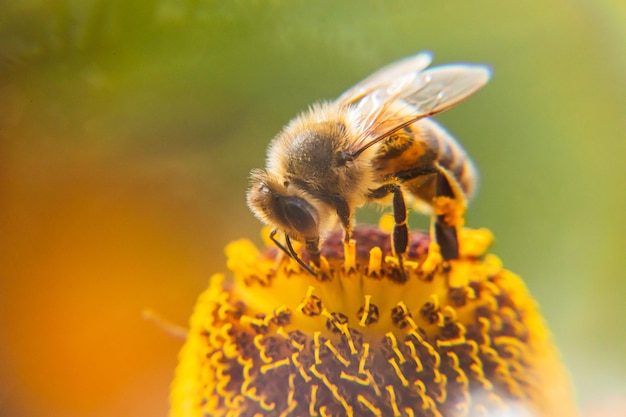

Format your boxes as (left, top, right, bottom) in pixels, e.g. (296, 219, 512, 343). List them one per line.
(247, 169, 320, 241)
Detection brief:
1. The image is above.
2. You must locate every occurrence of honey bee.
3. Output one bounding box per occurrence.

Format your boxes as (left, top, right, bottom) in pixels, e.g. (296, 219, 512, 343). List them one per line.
(247, 51, 490, 274)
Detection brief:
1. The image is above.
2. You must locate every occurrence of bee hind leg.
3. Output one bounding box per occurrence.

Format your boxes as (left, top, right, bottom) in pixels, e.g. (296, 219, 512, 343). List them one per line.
(432, 167, 466, 260)
(434, 217, 459, 260)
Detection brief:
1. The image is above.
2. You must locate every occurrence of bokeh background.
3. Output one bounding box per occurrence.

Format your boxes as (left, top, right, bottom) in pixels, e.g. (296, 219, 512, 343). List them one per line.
(1, 1, 624, 416)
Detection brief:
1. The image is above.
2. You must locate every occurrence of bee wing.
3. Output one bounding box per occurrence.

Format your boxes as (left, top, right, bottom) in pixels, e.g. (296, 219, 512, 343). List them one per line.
(336, 51, 433, 106)
(399, 64, 492, 114)
(349, 63, 492, 154)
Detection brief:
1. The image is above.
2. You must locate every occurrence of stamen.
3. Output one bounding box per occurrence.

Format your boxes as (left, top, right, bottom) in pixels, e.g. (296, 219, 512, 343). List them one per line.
(343, 239, 356, 273)
(359, 295, 372, 327)
(404, 340, 424, 372)
(422, 241, 442, 273)
(357, 394, 382, 416)
(385, 332, 406, 363)
(324, 340, 350, 367)
(368, 247, 382, 277)
(172, 226, 578, 417)
(385, 385, 402, 417)
(309, 385, 319, 416)
(340, 371, 370, 386)
(388, 357, 409, 387)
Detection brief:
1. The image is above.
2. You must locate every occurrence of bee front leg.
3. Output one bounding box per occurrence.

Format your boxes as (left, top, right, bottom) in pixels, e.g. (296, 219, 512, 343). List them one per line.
(305, 238, 321, 268)
(330, 194, 353, 244)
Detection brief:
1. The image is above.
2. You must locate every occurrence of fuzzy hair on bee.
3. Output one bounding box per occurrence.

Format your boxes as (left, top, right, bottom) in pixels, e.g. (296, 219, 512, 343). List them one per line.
(247, 51, 491, 275)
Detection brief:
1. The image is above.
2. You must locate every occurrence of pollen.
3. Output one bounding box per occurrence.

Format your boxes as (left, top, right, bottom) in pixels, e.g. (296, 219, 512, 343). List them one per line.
(170, 226, 578, 417)
(432, 196, 466, 228)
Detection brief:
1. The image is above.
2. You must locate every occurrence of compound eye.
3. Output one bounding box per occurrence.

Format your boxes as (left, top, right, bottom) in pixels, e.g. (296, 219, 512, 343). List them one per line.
(282, 197, 319, 238)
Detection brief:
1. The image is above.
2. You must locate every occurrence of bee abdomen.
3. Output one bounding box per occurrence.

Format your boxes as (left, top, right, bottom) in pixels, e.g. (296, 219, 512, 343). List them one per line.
(419, 119, 478, 201)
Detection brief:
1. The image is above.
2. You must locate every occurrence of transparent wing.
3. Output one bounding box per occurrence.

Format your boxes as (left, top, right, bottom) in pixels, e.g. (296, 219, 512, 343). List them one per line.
(399, 64, 492, 115)
(336, 51, 433, 106)
(349, 62, 492, 155)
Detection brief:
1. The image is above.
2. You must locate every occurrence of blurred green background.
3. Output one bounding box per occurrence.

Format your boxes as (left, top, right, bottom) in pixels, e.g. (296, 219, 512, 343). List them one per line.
(0, 1, 624, 416)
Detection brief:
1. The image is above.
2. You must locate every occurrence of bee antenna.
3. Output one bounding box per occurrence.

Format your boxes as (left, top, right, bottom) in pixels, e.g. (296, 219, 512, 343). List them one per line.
(269, 229, 317, 276)
(285, 234, 317, 276)
(269, 229, 290, 256)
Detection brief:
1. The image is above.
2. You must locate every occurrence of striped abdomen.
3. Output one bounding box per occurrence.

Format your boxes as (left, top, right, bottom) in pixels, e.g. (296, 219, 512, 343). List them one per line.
(373, 118, 478, 207)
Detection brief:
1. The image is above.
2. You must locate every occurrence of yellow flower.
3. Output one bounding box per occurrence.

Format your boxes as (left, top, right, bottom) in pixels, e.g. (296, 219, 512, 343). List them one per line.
(170, 224, 578, 417)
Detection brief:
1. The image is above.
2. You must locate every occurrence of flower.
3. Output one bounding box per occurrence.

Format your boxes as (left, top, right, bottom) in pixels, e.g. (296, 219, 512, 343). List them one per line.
(170, 224, 578, 417)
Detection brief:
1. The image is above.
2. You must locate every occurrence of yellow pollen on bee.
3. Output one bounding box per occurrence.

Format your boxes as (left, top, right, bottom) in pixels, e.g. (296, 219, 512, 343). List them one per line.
(432, 196, 465, 227)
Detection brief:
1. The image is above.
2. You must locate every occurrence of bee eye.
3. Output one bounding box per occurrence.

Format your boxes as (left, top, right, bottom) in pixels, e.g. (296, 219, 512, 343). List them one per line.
(281, 196, 319, 238)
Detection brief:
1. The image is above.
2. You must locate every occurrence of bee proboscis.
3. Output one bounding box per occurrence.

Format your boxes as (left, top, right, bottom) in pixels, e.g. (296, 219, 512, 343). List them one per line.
(247, 51, 491, 275)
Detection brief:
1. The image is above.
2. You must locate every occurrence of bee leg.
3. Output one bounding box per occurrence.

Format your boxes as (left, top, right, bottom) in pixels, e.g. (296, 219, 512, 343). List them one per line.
(433, 169, 461, 260)
(435, 220, 458, 260)
(391, 186, 409, 273)
(305, 238, 321, 268)
(368, 184, 408, 274)
(330, 194, 353, 244)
